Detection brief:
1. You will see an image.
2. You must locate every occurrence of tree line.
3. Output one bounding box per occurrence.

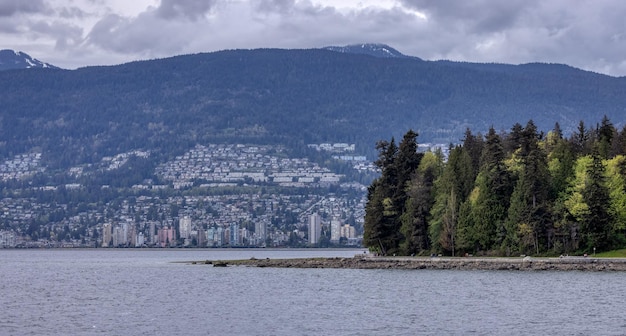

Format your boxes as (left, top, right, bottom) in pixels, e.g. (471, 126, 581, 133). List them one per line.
(364, 116, 626, 256)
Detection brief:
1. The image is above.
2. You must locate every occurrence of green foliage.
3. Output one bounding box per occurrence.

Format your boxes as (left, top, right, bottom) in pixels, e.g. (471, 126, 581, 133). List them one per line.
(366, 116, 626, 256)
(364, 130, 423, 255)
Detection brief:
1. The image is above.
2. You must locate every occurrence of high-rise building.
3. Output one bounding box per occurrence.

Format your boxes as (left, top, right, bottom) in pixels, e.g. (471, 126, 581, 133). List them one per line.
(330, 218, 342, 243)
(230, 223, 240, 246)
(113, 226, 124, 247)
(197, 228, 206, 247)
(309, 213, 321, 245)
(149, 221, 156, 244)
(157, 226, 175, 247)
(255, 221, 267, 245)
(341, 224, 356, 239)
(102, 223, 112, 247)
(179, 216, 192, 240)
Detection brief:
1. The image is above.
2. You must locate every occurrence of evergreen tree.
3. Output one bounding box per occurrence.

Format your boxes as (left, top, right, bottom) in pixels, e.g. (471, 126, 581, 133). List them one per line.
(597, 115, 615, 159)
(399, 152, 441, 255)
(364, 131, 423, 255)
(469, 127, 512, 252)
(570, 120, 591, 156)
(504, 122, 524, 155)
(611, 125, 626, 156)
(580, 150, 614, 252)
(462, 129, 483, 181)
(504, 121, 552, 255)
(429, 145, 473, 254)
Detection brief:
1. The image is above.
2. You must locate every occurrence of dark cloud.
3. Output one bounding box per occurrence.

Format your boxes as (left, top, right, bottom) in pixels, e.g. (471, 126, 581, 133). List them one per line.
(57, 6, 89, 19)
(256, 0, 296, 13)
(400, 0, 533, 33)
(87, 12, 187, 55)
(156, 0, 217, 21)
(3, 0, 626, 76)
(0, 0, 47, 17)
(29, 20, 83, 50)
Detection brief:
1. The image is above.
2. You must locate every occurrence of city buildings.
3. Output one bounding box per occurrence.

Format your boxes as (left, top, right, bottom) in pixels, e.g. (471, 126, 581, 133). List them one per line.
(309, 213, 321, 245)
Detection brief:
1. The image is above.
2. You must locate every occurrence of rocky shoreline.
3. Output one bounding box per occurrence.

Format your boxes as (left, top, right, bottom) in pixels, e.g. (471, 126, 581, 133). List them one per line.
(190, 255, 626, 271)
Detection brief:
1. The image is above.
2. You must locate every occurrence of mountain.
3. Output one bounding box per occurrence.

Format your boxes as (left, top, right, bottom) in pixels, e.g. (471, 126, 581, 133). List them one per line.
(0, 49, 59, 71)
(0, 46, 624, 170)
(323, 43, 415, 59)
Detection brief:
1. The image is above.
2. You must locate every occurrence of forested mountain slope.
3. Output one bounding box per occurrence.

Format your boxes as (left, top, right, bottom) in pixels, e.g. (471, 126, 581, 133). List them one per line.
(0, 46, 624, 168)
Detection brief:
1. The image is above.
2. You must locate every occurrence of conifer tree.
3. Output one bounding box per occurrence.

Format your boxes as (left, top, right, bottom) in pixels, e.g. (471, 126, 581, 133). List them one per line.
(470, 127, 512, 252)
(400, 151, 441, 255)
(580, 149, 614, 252)
(364, 131, 423, 255)
(504, 121, 551, 255)
(429, 145, 473, 254)
(597, 115, 615, 159)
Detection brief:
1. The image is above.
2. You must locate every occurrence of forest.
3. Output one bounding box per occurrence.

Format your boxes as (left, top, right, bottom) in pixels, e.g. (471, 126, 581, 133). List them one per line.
(364, 116, 626, 256)
(1, 47, 625, 170)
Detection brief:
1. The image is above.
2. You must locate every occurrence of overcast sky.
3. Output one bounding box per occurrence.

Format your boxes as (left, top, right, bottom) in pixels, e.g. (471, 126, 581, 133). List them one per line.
(1, 0, 625, 76)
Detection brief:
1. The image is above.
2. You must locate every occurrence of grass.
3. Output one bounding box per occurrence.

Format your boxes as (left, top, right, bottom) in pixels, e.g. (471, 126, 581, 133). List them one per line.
(595, 249, 626, 258)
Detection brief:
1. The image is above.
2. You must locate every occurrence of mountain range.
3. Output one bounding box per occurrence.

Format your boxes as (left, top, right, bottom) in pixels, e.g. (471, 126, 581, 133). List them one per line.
(0, 50, 58, 71)
(0, 44, 625, 170)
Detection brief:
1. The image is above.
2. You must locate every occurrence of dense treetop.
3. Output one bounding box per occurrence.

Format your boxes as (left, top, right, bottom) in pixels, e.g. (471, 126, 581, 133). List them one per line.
(364, 117, 626, 256)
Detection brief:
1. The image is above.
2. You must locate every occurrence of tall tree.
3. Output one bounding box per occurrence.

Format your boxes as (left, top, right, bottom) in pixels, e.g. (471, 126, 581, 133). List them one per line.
(400, 151, 441, 255)
(429, 145, 473, 255)
(605, 155, 626, 236)
(597, 115, 615, 159)
(580, 150, 614, 252)
(363, 139, 398, 254)
(504, 120, 552, 255)
(469, 127, 513, 252)
(462, 128, 483, 182)
(364, 131, 423, 255)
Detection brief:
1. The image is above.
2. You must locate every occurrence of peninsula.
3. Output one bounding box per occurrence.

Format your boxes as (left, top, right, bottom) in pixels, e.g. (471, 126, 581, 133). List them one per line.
(191, 255, 626, 271)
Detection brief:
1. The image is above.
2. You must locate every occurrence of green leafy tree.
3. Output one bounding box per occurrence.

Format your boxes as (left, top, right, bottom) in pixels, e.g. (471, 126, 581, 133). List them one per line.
(605, 155, 626, 235)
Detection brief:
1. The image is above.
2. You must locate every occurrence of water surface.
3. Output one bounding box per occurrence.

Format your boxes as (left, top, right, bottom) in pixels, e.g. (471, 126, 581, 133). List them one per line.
(1, 249, 625, 335)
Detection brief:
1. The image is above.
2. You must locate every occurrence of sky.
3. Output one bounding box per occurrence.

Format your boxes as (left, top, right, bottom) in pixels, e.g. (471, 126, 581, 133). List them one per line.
(1, 0, 626, 76)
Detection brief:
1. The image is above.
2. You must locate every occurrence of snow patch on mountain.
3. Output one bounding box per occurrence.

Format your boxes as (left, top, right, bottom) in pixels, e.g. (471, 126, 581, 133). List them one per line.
(0, 49, 59, 71)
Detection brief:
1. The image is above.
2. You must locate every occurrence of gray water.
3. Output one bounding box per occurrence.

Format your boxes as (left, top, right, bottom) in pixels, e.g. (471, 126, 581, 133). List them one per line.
(1, 249, 625, 336)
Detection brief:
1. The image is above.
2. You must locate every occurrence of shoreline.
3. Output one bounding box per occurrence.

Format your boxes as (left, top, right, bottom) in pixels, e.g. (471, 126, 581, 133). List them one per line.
(189, 255, 626, 271)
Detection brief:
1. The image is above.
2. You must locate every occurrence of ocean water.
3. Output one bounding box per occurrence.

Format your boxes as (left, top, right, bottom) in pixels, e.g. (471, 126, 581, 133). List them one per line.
(1, 249, 626, 336)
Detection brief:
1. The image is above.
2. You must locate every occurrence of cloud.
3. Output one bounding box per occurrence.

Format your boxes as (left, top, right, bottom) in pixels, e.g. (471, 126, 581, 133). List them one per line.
(156, 0, 216, 20)
(396, 0, 626, 75)
(87, 12, 187, 55)
(0, 0, 47, 17)
(2, 0, 626, 76)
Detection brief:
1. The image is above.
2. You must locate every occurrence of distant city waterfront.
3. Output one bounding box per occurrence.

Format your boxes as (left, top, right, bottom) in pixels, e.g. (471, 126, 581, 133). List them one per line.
(3, 249, 626, 335)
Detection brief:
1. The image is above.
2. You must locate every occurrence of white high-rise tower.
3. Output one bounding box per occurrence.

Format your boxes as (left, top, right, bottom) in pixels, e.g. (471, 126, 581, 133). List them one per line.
(309, 213, 321, 245)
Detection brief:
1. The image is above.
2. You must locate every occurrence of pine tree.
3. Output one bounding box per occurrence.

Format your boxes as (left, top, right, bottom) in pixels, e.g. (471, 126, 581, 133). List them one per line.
(399, 152, 441, 255)
(364, 131, 423, 255)
(470, 127, 513, 252)
(580, 150, 614, 252)
(429, 145, 473, 254)
(597, 115, 615, 159)
(504, 121, 552, 255)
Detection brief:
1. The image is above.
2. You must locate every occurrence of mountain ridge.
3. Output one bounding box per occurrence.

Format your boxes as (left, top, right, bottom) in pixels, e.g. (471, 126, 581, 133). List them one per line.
(0, 49, 59, 71)
(0, 46, 624, 169)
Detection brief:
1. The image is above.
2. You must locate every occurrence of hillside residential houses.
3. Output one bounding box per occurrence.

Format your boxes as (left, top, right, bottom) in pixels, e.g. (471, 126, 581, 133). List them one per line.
(0, 144, 366, 248)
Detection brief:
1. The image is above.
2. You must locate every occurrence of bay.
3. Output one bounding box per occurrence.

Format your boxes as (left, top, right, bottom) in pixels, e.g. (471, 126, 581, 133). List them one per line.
(1, 249, 625, 335)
